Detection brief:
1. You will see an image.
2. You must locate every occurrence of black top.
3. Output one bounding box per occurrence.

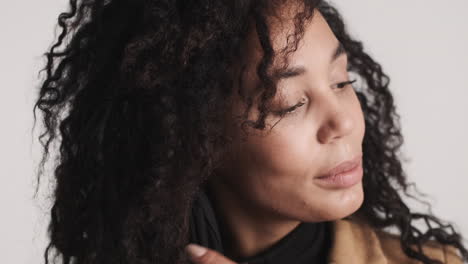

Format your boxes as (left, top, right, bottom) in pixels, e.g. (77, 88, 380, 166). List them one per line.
(188, 187, 332, 264)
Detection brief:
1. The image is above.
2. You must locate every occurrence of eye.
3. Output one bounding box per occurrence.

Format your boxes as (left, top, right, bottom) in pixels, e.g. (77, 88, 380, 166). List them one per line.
(272, 79, 357, 117)
(274, 97, 307, 116)
(334, 79, 357, 89)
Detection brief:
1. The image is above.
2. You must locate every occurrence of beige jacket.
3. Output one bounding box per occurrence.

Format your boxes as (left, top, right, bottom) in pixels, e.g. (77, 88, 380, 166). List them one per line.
(328, 217, 464, 264)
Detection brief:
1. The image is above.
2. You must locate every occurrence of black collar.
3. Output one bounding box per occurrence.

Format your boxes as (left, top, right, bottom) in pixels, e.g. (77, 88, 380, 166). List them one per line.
(189, 188, 332, 264)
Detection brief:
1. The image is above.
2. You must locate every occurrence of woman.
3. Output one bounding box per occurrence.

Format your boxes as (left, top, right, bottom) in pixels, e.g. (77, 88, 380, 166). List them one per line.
(34, 0, 467, 263)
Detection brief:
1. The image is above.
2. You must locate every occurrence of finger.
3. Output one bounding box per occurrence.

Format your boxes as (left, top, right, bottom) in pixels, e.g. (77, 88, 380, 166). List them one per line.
(185, 243, 238, 264)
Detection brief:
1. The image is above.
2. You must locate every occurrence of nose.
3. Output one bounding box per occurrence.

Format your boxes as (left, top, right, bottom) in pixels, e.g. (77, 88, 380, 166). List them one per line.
(316, 98, 354, 144)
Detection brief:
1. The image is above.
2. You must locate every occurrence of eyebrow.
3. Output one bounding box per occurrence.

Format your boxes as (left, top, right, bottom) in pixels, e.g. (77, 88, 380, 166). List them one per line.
(275, 41, 347, 80)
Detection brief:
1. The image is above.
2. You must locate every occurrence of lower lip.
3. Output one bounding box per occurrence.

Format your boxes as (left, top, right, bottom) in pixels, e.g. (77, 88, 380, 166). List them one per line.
(314, 163, 363, 189)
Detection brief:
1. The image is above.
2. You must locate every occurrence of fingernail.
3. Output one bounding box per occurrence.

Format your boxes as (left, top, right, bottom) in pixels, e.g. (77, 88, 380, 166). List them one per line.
(185, 243, 207, 259)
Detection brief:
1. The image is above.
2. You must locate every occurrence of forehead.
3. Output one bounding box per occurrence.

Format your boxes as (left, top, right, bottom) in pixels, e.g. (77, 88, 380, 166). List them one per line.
(241, 8, 340, 80)
(273, 10, 340, 66)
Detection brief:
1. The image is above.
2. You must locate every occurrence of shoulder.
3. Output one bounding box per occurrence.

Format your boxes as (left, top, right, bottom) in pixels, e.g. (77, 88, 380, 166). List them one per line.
(329, 217, 463, 264)
(374, 229, 464, 264)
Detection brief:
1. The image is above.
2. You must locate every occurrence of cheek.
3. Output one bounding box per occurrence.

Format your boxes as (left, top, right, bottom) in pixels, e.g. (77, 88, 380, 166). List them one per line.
(228, 128, 318, 212)
(243, 127, 317, 176)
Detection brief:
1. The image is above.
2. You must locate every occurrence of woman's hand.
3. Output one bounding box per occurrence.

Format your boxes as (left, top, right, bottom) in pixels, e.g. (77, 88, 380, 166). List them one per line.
(185, 243, 239, 264)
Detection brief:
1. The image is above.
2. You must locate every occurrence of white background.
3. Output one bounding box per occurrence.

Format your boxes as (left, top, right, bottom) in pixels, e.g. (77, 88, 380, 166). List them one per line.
(0, 0, 466, 263)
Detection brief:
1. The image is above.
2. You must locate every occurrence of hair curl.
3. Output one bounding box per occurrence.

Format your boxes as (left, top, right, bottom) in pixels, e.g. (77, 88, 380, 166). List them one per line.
(33, 0, 468, 263)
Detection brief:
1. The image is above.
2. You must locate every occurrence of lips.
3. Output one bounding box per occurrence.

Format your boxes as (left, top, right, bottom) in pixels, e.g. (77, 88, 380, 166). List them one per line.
(316, 154, 363, 179)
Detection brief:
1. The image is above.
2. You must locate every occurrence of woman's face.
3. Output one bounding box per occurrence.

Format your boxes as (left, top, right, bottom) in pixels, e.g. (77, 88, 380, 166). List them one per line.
(211, 9, 365, 223)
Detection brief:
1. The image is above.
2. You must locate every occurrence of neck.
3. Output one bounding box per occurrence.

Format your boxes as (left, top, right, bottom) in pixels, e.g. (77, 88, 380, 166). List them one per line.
(205, 178, 301, 260)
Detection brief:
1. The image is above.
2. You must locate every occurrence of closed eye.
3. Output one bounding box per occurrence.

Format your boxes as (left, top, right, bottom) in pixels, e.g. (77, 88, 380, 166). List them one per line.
(273, 79, 357, 116)
(273, 98, 307, 116)
(335, 79, 356, 89)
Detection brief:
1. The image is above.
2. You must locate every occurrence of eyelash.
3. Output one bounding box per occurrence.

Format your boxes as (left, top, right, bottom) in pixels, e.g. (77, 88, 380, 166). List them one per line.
(275, 79, 357, 116)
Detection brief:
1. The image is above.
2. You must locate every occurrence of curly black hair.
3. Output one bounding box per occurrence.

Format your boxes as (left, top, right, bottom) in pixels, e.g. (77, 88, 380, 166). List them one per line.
(33, 0, 468, 263)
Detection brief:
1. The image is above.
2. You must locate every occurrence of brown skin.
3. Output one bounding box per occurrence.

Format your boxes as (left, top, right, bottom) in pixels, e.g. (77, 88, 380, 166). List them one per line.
(189, 6, 366, 264)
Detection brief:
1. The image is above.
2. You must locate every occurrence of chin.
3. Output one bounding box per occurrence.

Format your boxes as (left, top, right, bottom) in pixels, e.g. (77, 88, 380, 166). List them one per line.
(302, 182, 364, 222)
(326, 182, 364, 220)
